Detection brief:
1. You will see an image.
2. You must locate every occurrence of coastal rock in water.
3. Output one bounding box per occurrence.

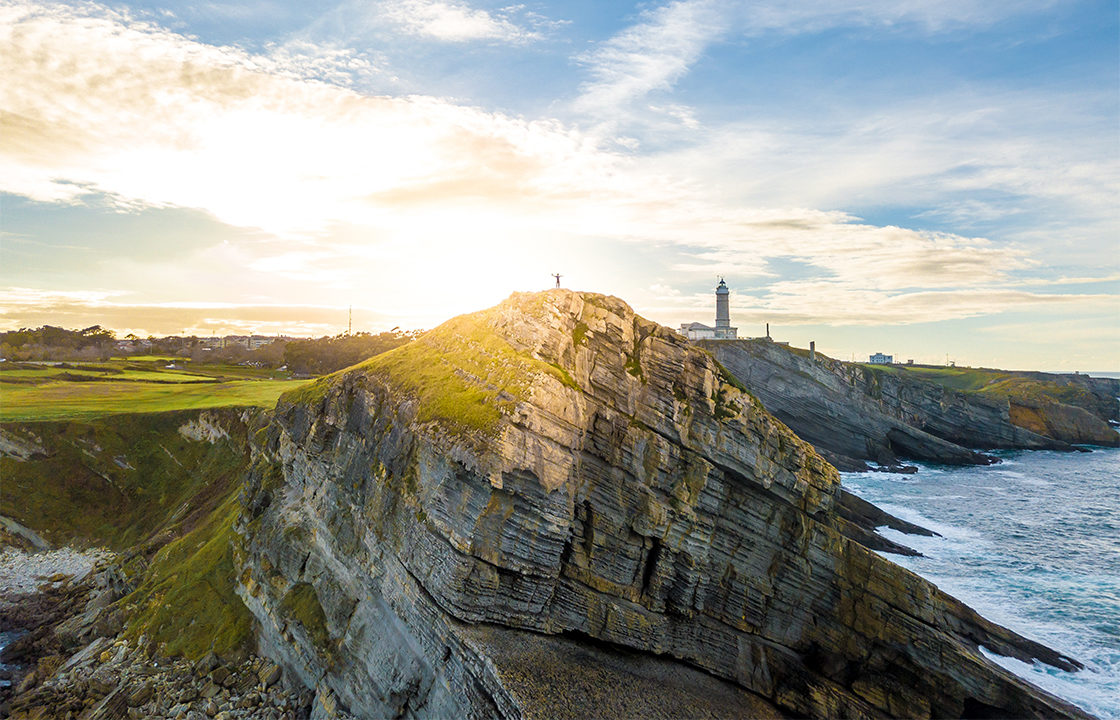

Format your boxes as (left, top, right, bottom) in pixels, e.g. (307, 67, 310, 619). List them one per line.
(237, 290, 1090, 719)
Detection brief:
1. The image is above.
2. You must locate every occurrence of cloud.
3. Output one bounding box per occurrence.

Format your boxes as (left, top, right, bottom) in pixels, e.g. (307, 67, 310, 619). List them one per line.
(746, 282, 1112, 326)
(381, 0, 539, 43)
(0, 1, 609, 236)
(572, 0, 1065, 131)
(294, 0, 559, 48)
(574, 0, 722, 120)
(0, 287, 387, 337)
(1, 0, 1114, 338)
(635, 90, 1119, 259)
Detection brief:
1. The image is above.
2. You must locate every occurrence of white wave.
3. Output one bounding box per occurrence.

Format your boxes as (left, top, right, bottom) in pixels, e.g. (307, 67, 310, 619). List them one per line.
(872, 502, 984, 544)
(979, 646, 1120, 720)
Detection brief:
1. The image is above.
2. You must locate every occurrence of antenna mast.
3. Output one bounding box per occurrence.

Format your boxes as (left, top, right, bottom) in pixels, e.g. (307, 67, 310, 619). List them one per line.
(348, 306, 352, 335)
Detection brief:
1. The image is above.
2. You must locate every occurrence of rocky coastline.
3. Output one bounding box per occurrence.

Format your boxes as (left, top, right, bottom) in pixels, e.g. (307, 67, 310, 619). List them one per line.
(235, 290, 1091, 718)
(701, 338, 1119, 471)
(0, 290, 1106, 719)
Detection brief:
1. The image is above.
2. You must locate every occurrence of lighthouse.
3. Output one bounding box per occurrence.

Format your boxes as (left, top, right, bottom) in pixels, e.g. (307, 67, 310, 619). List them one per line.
(715, 278, 730, 329)
(678, 278, 738, 340)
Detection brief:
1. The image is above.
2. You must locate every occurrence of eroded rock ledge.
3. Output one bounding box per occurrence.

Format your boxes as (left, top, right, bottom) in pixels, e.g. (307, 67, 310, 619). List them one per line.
(237, 290, 1091, 720)
(700, 339, 1118, 471)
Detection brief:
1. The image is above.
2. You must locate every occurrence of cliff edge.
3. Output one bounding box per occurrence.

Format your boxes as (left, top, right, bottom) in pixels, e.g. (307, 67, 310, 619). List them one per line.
(701, 339, 1118, 470)
(236, 290, 1089, 719)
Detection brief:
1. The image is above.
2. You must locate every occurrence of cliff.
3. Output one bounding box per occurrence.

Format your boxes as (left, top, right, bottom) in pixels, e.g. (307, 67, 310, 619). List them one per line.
(1, 409, 279, 717)
(235, 290, 1089, 719)
(701, 339, 1117, 470)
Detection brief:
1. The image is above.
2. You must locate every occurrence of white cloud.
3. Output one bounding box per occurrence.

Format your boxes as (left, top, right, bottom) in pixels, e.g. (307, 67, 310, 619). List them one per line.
(382, 0, 536, 43)
(1, 0, 1114, 338)
(747, 282, 1112, 326)
(572, 0, 1065, 131)
(294, 0, 559, 47)
(0, 1, 609, 236)
(574, 0, 722, 120)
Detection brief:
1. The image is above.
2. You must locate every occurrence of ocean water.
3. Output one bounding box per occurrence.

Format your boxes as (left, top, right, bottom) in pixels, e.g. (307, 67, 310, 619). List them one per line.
(843, 446, 1120, 719)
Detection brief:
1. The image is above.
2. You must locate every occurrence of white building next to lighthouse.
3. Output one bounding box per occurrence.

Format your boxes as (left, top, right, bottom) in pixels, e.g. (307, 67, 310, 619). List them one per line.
(680, 278, 739, 340)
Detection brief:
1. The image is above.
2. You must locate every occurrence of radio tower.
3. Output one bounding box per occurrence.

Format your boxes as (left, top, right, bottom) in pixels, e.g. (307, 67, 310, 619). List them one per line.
(348, 306, 352, 335)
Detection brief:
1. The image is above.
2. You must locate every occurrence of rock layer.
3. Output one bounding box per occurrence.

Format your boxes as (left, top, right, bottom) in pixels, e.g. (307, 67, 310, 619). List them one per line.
(237, 290, 1090, 719)
(700, 339, 1113, 469)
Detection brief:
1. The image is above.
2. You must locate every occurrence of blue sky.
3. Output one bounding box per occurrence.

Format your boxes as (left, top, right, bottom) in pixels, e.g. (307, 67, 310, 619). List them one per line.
(1, 0, 1117, 369)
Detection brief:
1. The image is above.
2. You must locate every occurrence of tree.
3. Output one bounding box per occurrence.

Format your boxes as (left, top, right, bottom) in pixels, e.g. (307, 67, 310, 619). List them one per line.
(283, 330, 419, 375)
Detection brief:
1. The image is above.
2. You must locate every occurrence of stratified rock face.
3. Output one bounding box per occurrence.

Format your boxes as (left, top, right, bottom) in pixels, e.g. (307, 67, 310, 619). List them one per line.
(1007, 396, 1119, 446)
(700, 339, 1079, 469)
(237, 290, 1089, 720)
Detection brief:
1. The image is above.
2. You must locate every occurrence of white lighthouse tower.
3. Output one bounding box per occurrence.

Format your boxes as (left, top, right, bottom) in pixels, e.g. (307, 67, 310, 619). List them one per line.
(715, 278, 731, 330)
(679, 278, 738, 340)
(713, 278, 737, 339)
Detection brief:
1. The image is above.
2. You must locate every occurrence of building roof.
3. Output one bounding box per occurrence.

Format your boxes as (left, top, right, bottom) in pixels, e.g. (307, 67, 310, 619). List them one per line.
(682, 322, 714, 330)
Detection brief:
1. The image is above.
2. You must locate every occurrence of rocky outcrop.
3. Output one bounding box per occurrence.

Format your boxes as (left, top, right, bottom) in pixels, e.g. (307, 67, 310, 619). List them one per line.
(699, 339, 1081, 469)
(0, 427, 47, 462)
(237, 290, 1090, 719)
(1004, 371, 1120, 425)
(834, 489, 938, 557)
(1007, 396, 1118, 446)
(1, 561, 311, 720)
(0, 517, 51, 552)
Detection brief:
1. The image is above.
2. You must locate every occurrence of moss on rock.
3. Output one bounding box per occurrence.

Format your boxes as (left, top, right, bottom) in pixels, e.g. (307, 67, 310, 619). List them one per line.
(280, 582, 331, 649)
(119, 491, 254, 660)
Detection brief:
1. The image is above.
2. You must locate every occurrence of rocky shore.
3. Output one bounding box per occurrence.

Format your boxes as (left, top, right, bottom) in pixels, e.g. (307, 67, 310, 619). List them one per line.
(0, 553, 312, 720)
(0, 290, 1105, 719)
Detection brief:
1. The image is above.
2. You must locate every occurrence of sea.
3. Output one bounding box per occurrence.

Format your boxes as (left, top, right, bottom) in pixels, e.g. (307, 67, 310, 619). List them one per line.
(843, 444, 1120, 719)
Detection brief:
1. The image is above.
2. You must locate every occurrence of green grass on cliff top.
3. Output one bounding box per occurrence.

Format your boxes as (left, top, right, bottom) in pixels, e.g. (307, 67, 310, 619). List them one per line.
(863, 365, 1002, 391)
(298, 299, 575, 438)
(862, 364, 1097, 408)
(355, 312, 566, 435)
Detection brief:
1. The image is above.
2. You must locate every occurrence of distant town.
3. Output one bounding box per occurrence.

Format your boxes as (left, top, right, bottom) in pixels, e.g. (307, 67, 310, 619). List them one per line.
(0, 325, 420, 377)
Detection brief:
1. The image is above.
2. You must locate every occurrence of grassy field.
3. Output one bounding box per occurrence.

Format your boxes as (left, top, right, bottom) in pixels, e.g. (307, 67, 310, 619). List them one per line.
(0, 355, 312, 660)
(0, 358, 308, 421)
(0, 379, 308, 421)
(864, 365, 1002, 391)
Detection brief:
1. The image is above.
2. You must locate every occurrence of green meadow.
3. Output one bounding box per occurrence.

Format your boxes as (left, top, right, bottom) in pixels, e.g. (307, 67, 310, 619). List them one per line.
(0, 358, 309, 421)
(860, 363, 1099, 411)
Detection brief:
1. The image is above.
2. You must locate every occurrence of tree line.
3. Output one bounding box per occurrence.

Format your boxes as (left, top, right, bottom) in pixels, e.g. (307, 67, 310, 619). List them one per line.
(0, 326, 420, 374)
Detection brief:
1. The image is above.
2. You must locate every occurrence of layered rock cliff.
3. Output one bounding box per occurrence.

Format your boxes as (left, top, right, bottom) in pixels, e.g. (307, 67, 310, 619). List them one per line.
(236, 290, 1090, 719)
(701, 339, 1118, 470)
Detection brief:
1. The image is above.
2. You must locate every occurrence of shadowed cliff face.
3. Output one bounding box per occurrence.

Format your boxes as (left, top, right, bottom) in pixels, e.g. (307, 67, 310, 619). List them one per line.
(701, 339, 1118, 471)
(236, 290, 1091, 720)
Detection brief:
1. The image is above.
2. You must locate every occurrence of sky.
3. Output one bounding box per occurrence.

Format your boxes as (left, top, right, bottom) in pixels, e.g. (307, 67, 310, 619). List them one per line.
(1, 0, 1117, 370)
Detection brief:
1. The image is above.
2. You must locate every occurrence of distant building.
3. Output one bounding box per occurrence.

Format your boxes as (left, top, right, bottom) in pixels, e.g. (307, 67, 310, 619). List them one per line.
(680, 321, 718, 340)
(680, 279, 738, 340)
(248, 335, 274, 350)
(869, 352, 893, 365)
